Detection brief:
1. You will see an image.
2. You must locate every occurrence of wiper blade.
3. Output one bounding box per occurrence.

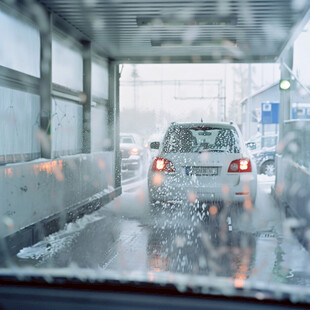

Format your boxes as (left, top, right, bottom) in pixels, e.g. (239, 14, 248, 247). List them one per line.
(198, 148, 225, 153)
(203, 149, 225, 153)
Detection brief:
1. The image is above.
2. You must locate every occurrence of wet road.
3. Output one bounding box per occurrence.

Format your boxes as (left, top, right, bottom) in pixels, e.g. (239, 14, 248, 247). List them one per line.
(17, 174, 310, 286)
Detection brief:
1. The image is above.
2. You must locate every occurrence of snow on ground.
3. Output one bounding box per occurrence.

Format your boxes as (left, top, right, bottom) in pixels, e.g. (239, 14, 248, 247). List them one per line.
(257, 174, 275, 195)
(17, 209, 108, 261)
(17, 178, 148, 261)
(257, 174, 276, 183)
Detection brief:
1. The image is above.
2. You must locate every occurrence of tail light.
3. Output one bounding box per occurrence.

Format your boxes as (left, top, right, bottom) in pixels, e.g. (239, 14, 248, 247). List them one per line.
(152, 157, 176, 173)
(129, 148, 139, 155)
(228, 158, 252, 173)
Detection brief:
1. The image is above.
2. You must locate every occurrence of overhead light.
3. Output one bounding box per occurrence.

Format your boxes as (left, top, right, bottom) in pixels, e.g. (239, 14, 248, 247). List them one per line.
(137, 15, 237, 27)
(279, 79, 291, 90)
(151, 39, 237, 47)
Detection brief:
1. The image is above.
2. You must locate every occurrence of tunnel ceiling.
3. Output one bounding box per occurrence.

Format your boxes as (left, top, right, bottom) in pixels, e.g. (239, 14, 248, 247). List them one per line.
(38, 0, 310, 63)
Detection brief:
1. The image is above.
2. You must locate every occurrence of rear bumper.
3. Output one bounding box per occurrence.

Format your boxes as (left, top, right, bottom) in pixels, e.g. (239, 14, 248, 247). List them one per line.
(148, 172, 257, 204)
(121, 156, 141, 170)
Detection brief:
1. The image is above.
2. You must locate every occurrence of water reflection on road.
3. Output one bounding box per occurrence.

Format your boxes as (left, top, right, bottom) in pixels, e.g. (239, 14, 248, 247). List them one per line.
(17, 174, 310, 287)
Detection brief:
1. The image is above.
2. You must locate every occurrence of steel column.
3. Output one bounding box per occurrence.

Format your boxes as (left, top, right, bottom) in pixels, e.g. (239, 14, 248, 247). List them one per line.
(275, 47, 293, 191)
(279, 47, 293, 142)
(109, 62, 121, 189)
(39, 12, 52, 158)
(82, 41, 92, 153)
(246, 64, 252, 140)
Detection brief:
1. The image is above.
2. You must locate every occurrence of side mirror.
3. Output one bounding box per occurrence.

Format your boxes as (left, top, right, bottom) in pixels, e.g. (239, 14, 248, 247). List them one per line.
(150, 141, 160, 150)
(246, 142, 256, 150)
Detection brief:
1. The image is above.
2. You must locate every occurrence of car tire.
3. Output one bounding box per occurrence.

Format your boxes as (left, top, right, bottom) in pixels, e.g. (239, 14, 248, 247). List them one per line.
(261, 160, 275, 176)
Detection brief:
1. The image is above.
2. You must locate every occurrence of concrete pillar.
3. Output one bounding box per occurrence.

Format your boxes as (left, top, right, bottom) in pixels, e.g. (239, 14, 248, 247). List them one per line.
(40, 12, 52, 158)
(109, 62, 121, 189)
(82, 41, 92, 153)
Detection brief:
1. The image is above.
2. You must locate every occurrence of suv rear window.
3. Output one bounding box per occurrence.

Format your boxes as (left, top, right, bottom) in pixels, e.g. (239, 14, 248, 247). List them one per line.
(163, 126, 241, 153)
(121, 136, 134, 144)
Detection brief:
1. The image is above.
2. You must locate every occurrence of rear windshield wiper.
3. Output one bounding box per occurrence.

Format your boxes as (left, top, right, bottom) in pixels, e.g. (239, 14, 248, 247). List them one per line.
(193, 145, 225, 153)
(202, 149, 225, 153)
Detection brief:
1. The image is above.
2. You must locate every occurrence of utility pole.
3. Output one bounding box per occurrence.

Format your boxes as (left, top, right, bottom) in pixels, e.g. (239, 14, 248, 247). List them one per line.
(223, 64, 227, 121)
(217, 81, 222, 121)
(246, 64, 252, 140)
(132, 65, 139, 109)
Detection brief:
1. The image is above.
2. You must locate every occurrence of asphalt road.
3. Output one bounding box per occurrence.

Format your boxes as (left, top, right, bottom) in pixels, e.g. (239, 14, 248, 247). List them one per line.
(16, 174, 310, 287)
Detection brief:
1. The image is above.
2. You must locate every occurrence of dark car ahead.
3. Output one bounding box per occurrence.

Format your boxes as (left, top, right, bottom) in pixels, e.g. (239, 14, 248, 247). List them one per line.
(120, 133, 148, 172)
(251, 146, 276, 176)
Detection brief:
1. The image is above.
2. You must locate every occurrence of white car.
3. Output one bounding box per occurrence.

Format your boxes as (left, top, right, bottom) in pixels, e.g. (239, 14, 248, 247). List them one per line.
(148, 122, 257, 211)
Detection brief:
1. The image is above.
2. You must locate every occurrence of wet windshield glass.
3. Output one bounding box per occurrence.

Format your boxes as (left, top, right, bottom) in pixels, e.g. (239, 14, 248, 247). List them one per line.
(163, 127, 241, 153)
(1, 0, 310, 306)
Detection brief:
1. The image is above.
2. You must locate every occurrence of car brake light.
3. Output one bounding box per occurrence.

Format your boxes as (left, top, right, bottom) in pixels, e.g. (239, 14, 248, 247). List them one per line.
(129, 148, 139, 155)
(228, 158, 252, 173)
(152, 157, 176, 173)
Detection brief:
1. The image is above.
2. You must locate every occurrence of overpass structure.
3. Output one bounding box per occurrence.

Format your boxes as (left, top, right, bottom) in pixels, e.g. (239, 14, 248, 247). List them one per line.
(1, 0, 310, 253)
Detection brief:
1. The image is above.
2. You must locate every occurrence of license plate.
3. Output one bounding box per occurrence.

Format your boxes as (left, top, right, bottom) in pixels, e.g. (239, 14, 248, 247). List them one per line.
(185, 166, 218, 176)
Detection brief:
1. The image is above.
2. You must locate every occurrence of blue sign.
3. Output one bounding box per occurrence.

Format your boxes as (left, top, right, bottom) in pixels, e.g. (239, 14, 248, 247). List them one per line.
(292, 107, 310, 119)
(261, 102, 279, 124)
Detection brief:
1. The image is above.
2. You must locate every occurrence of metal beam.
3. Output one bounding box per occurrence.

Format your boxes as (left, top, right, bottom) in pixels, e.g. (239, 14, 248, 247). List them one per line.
(38, 0, 309, 64)
(109, 62, 121, 189)
(279, 47, 293, 142)
(82, 41, 92, 154)
(244, 64, 252, 140)
(275, 47, 293, 194)
(120, 79, 221, 86)
(277, 7, 310, 63)
(0, 66, 40, 95)
(40, 12, 52, 159)
(113, 55, 276, 65)
(51, 84, 83, 104)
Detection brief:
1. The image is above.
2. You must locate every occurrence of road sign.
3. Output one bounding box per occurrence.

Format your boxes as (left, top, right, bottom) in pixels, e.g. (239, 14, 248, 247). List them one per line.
(292, 106, 310, 119)
(261, 102, 279, 124)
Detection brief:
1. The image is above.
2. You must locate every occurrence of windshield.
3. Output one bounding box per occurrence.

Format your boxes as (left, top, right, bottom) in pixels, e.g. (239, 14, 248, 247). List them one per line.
(120, 136, 135, 144)
(1, 0, 310, 306)
(163, 126, 241, 153)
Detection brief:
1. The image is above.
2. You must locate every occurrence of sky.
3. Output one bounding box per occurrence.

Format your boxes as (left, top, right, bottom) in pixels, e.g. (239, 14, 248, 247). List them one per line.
(120, 63, 280, 131)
